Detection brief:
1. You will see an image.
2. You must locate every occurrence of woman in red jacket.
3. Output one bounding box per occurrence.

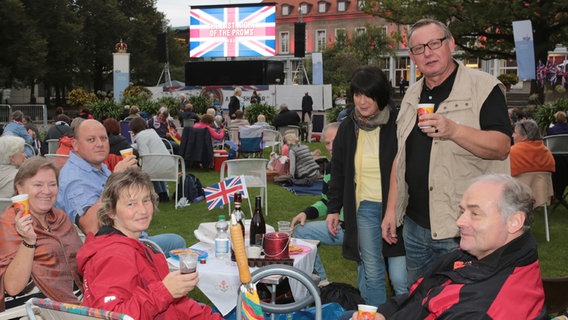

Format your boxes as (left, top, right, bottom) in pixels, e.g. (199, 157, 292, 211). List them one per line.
(77, 168, 222, 320)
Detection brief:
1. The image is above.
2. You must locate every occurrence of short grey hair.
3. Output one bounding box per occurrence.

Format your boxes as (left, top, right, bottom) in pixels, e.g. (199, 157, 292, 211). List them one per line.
(515, 119, 541, 141)
(0, 136, 26, 165)
(322, 122, 340, 143)
(408, 18, 453, 47)
(473, 174, 535, 232)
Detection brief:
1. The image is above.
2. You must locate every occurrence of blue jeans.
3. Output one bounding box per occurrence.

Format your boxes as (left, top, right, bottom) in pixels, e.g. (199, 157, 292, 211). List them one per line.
(403, 215, 459, 285)
(387, 255, 408, 296)
(293, 220, 344, 281)
(357, 201, 386, 306)
(146, 233, 187, 258)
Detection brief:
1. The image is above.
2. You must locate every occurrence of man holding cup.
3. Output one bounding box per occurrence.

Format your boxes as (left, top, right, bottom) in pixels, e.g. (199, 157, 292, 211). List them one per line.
(382, 19, 512, 285)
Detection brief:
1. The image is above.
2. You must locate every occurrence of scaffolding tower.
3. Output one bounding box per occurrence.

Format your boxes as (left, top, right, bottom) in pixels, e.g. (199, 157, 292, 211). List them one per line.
(293, 60, 310, 85)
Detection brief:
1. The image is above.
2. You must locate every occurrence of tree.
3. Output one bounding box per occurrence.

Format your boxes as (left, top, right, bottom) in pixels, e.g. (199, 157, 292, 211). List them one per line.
(363, 0, 568, 63)
(0, 0, 47, 90)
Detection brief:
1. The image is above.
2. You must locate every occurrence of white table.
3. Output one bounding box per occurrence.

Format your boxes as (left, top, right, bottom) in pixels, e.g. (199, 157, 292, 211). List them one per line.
(168, 238, 317, 316)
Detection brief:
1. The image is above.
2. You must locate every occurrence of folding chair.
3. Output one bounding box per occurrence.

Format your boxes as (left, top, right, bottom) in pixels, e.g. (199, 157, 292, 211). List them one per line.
(236, 264, 322, 320)
(543, 134, 568, 211)
(262, 129, 283, 154)
(514, 171, 554, 242)
(45, 139, 59, 154)
(139, 153, 185, 209)
(0, 198, 11, 211)
(220, 158, 268, 217)
(44, 154, 70, 169)
(543, 277, 568, 317)
(238, 125, 264, 158)
(119, 120, 132, 144)
(25, 298, 134, 320)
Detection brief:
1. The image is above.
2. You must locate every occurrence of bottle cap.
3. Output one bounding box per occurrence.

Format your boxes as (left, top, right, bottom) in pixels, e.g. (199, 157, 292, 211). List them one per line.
(219, 215, 225, 221)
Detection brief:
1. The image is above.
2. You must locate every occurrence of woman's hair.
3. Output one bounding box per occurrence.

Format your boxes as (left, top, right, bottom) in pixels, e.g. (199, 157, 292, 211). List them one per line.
(284, 132, 300, 145)
(206, 108, 216, 117)
(515, 119, 541, 141)
(235, 110, 244, 119)
(14, 157, 59, 192)
(103, 118, 121, 136)
(0, 136, 25, 165)
(554, 111, 567, 124)
(56, 114, 71, 125)
(129, 105, 140, 115)
(98, 168, 157, 227)
(12, 110, 24, 122)
(350, 66, 391, 111)
(201, 114, 215, 125)
(257, 114, 266, 122)
(408, 18, 453, 47)
(129, 117, 148, 135)
(158, 106, 169, 117)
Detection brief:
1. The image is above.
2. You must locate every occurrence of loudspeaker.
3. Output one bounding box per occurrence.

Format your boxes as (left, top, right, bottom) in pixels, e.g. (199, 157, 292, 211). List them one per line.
(294, 22, 306, 58)
(185, 61, 284, 85)
(156, 33, 167, 63)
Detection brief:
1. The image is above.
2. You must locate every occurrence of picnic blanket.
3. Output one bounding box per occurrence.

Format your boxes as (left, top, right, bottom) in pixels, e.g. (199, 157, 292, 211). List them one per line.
(283, 180, 323, 195)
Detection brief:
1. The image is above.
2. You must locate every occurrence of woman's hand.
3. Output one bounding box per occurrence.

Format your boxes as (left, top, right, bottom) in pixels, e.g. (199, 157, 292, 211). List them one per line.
(162, 270, 199, 298)
(15, 210, 37, 245)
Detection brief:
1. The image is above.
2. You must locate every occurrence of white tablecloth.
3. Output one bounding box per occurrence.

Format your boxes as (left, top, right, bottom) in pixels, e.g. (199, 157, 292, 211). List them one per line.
(168, 238, 317, 316)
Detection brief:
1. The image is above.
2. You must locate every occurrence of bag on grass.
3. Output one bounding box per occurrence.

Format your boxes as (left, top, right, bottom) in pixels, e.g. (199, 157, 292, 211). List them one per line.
(177, 174, 205, 203)
(320, 282, 365, 311)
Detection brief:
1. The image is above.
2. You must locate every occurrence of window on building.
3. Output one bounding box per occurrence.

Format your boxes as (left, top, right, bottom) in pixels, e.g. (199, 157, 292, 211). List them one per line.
(335, 28, 347, 46)
(338, 1, 347, 11)
(318, 2, 327, 13)
(282, 5, 290, 16)
(357, 0, 366, 10)
(355, 27, 366, 35)
(315, 30, 327, 52)
(300, 3, 309, 15)
(280, 32, 290, 54)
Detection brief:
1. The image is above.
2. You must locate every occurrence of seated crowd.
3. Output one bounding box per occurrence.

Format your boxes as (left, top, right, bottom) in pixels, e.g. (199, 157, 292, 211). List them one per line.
(0, 88, 558, 319)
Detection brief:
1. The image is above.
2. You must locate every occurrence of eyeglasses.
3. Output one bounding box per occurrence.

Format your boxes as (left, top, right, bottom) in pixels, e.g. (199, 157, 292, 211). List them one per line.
(519, 122, 529, 135)
(409, 37, 447, 55)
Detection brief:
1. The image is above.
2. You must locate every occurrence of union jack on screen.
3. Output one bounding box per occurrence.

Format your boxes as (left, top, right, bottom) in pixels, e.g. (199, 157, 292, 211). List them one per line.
(204, 176, 248, 210)
(189, 5, 276, 58)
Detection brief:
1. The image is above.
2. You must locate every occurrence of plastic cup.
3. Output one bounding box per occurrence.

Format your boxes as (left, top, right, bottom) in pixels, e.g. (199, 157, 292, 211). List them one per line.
(278, 221, 292, 234)
(417, 103, 435, 128)
(11, 194, 30, 216)
(179, 252, 199, 274)
(246, 245, 262, 259)
(357, 304, 378, 320)
(119, 148, 134, 159)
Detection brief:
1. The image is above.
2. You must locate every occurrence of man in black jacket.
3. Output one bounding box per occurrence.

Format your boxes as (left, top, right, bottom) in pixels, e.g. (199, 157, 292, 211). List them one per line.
(272, 103, 300, 128)
(301, 92, 313, 122)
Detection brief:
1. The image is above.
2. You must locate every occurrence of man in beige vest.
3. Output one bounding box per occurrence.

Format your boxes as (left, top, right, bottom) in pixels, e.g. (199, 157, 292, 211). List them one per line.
(382, 19, 512, 285)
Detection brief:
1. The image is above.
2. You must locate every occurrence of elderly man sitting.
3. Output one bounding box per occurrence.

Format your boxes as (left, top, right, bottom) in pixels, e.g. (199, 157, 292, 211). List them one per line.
(345, 174, 545, 319)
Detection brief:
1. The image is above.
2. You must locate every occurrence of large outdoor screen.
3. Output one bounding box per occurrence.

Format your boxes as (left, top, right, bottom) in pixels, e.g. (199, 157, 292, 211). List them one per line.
(189, 4, 276, 58)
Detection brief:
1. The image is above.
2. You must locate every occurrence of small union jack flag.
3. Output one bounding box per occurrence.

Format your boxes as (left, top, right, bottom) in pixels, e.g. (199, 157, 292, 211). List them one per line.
(204, 176, 248, 210)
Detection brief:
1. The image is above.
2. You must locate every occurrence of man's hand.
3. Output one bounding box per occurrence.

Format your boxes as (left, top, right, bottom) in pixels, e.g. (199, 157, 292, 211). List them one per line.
(326, 213, 340, 236)
(113, 155, 138, 172)
(291, 212, 307, 231)
(381, 209, 398, 245)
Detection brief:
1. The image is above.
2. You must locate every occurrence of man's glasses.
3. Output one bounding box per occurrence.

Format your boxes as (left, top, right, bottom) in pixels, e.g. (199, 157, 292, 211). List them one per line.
(409, 37, 447, 55)
(519, 122, 529, 135)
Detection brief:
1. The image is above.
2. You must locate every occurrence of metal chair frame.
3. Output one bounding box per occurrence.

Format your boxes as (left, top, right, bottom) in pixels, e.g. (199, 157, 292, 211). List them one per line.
(220, 158, 268, 217)
(139, 153, 185, 209)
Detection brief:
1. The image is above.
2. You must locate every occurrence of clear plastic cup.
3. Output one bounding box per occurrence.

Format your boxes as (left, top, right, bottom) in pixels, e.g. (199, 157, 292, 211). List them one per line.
(119, 148, 134, 159)
(417, 103, 435, 128)
(357, 304, 378, 320)
(179, 252, 199, 274)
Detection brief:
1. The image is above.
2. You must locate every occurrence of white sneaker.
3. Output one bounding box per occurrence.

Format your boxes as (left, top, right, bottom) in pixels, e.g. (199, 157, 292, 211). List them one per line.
(310, 273, 321, 283)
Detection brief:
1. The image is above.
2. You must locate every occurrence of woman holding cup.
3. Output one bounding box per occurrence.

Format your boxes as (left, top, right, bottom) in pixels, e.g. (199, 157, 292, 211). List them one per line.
(77, 168, 221, 320)
(0, 157, 83, 311)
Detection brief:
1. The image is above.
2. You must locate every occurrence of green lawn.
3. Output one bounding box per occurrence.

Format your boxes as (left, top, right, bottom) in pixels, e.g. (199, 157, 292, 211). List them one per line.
(147, 143, 568, 305)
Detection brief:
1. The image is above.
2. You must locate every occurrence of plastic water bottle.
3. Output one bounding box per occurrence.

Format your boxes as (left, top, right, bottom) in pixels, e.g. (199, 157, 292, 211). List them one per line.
(215, 215, 230, 260)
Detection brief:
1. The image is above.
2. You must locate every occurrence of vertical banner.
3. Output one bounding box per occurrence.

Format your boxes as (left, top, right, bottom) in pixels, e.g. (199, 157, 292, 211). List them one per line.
(312, 52, 323, 85)
(113, 53, 130, 103)
(512, 20, 535, 80)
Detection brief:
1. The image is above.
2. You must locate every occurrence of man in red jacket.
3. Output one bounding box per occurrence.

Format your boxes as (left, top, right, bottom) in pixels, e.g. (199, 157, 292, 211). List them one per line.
(346, 174, 545, 320)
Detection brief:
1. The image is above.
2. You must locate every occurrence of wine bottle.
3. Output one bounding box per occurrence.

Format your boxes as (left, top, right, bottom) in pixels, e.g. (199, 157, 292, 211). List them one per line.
(249, 196, 266, 247)
(230, 192, 245, 261)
